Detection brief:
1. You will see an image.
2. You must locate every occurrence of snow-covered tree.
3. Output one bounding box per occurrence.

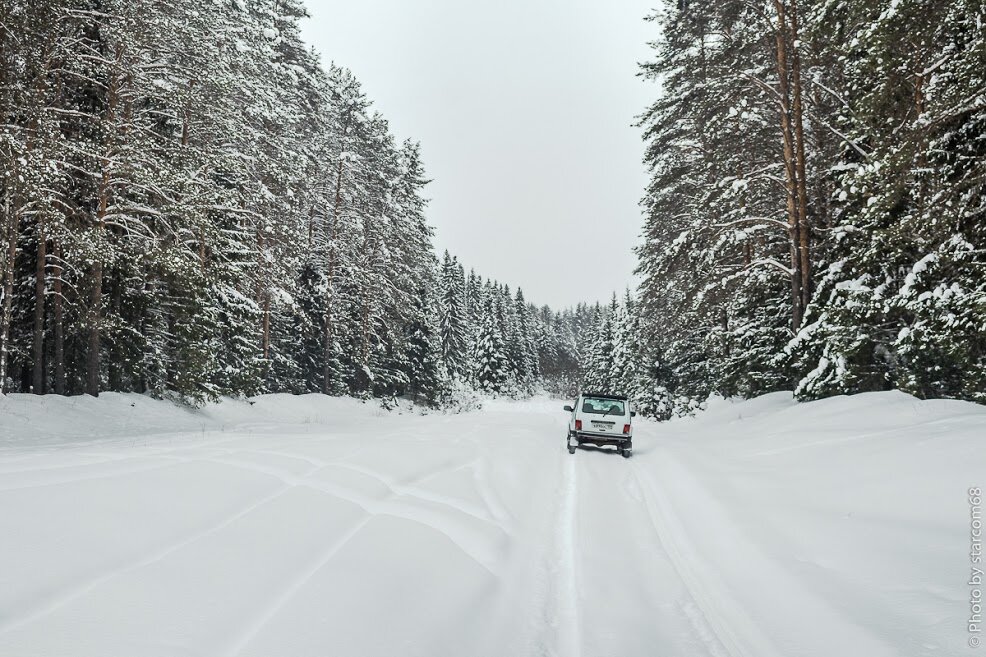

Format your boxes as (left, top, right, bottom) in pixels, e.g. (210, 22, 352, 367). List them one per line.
(404, 285, 446, 406)
(472, 295, 510, 393)
(438, 251, 470, 379)
(633, 0, 985, 410)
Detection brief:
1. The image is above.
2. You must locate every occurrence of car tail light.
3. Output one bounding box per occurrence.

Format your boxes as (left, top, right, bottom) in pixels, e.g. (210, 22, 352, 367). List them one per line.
(623, 424, 631, 435)
(575, 420, 582, 431)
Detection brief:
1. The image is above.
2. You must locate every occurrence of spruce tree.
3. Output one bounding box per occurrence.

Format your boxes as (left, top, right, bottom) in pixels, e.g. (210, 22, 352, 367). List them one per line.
(404, 286, 446, 406)
(438, 251, 470, 379)
(472, 294, 510, 393)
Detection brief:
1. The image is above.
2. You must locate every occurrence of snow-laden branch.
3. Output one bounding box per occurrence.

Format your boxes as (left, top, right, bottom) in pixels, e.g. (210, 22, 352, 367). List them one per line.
(749, 258, 795, 276)
(713, 216, 790, 231)
(739, 70, 783, 106)
(815, 118, 870, 159)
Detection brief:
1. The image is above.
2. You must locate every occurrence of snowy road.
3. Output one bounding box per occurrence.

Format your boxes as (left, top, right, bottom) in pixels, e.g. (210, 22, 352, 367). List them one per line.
(0, 392, 983, 656)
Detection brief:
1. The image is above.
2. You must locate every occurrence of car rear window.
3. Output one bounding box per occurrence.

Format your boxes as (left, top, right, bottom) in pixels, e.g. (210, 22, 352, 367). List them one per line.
(580, 398, 626, 415)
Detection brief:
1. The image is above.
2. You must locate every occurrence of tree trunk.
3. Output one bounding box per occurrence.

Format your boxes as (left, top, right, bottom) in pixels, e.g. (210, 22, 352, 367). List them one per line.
(181, 83, 192, 147)
(359, 300, 372, 393)
(53, 239, 65, 395)
(323, 158, 344, 394)
(108, 270, 123, 390)
(788, 0, 812, 316)
(772, 0, 804, 330)
(256, 229, 270, 361)
(88, 50, 120, 397)
(86, 260, 103, 396)
(807, 51, 833, 235)
(29, 68, 56, 395)
(262, 292, 271, 361)
(357, 219, 381, 394)
(0, 191, 16, 394)
(32, 222, 46, 393)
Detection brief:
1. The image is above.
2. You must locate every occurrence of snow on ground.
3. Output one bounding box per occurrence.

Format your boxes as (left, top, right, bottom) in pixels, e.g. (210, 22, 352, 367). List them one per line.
(0, 390, 983, 656)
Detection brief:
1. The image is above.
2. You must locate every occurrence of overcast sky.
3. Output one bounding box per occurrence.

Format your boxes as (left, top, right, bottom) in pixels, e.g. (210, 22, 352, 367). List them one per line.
(300, 0, 657, 309)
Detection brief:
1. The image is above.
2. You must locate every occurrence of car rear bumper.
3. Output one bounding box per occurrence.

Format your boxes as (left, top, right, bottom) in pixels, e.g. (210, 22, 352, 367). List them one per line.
(573, 431, 631, 446)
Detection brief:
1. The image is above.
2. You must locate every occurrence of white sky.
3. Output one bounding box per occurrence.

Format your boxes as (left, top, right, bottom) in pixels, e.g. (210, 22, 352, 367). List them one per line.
(300, 0, 657, 308)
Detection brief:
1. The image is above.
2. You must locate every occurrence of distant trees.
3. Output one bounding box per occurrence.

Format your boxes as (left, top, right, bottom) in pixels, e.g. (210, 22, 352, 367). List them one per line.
(432, 264, 559, 398)
(635, 0, 986, 409)
(562, 295, 678, 418)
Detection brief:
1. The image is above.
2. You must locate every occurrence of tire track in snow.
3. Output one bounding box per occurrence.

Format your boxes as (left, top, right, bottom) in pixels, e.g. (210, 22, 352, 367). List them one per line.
(628, 459, 777, 657)
(321, 459, 500, 527)
(197, 455, 508, 575)
(471, 457, 512, 527)
(0, 458, 190, 492)
(0, 439, 268, 492)
(222, 515, 372, 657)
(0, 430, 306, 490)
(548, 455, 581, 657)
(208, 450, 506, 534)
(632, 450, 898, 657)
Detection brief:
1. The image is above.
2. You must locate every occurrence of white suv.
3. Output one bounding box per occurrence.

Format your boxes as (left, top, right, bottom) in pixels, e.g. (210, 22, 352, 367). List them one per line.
(564, 393, 635, 458)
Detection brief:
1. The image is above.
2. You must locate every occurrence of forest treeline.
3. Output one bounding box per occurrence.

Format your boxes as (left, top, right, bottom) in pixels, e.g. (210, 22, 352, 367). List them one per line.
(0, 0, 590, 406)
(633, 0, 986, 411)
(3, 0, 984, 414)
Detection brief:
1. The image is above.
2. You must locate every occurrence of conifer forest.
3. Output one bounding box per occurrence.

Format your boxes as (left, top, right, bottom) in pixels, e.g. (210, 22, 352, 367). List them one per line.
(1, 0, 984, 414)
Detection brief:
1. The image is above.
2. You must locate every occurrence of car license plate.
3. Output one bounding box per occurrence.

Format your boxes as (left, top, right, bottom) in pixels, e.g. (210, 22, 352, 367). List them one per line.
(591, 422, 610, 430)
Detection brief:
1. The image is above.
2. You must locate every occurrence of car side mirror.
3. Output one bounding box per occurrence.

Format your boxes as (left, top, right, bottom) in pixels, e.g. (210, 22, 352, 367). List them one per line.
(563, 405, 574, 412)
(631, 411, 637, 417)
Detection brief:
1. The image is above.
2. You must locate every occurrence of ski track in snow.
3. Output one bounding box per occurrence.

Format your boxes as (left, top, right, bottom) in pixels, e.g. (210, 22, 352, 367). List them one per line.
(0, 392, 982, 656)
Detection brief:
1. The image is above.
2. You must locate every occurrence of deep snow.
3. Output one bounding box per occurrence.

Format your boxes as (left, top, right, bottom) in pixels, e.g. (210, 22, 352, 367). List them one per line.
(0, 391, 983, 656)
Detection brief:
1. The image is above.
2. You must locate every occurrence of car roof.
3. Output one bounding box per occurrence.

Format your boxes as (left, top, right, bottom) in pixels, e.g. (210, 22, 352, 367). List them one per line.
(580, 393, 628, 401)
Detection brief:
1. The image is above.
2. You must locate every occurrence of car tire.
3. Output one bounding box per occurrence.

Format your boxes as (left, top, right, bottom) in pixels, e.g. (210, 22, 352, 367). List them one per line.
(568, 444, 576, 454)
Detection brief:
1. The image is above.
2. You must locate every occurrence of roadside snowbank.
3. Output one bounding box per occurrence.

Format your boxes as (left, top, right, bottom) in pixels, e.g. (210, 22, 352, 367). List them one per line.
(0, 392, 399, 448)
